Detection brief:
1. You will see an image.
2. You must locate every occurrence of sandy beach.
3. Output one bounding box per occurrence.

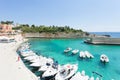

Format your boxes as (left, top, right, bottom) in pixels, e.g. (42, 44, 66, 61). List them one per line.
(0, 37, 38, 80)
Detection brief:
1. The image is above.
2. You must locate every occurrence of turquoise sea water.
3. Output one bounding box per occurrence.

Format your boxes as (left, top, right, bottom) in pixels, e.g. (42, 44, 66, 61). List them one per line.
(28, 38, 120, 80)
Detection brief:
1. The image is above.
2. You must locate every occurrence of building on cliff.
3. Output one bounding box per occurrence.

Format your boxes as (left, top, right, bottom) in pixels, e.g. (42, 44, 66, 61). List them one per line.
(0, 24, 14, 36)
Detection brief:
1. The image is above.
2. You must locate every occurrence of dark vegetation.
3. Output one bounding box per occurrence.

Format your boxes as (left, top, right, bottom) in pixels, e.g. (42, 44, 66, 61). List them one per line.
(1, 21, 89, 35)
(13, 24, 84, 33)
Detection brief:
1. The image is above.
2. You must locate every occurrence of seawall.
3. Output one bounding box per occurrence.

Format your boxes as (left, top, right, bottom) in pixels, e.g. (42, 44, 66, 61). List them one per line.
(85, 37, 120, 45)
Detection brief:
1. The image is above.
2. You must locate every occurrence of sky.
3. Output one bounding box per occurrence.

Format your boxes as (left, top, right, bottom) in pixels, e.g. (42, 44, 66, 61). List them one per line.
(0, 0, 120, 32)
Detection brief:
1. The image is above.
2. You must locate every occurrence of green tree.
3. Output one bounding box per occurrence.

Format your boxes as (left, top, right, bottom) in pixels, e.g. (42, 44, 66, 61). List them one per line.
(0, 21, 13, 24)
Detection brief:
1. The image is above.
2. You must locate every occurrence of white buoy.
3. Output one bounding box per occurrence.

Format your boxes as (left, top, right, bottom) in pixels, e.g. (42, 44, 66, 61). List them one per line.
(89, 76, 94, 80)
(81, 70, 85, 76)
(96, 77, 99, 80)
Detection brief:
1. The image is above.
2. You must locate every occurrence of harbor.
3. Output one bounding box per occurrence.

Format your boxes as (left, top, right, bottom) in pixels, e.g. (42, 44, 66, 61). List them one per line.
(0, 33, 120, 80)
(23, 38, 120, 80)
(18, 41, 101, 80)
(0, 0, 120, 79)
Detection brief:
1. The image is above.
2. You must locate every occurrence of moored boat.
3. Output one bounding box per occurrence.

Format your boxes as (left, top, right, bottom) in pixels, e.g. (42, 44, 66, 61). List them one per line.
(30, 57, 54, 67)
(55, 64, 78, 80)
(64, 47, 72, 53)
(100, 54, 109, 63)
(38, 63, 52, 72)
(72, 49, 79, 54)
(42, 65, 61, 78)
(79, 51, 86, 58)
(24, 55, 39, 61)
(70, 71, 89, 80)
(84, 51, 94, 58)
(21, 52, 36, 57)
(79, 51, 94, 59)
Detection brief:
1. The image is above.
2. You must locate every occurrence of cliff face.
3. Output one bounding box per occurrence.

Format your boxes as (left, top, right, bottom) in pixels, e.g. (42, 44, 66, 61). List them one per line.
(23, 32, 87, 38)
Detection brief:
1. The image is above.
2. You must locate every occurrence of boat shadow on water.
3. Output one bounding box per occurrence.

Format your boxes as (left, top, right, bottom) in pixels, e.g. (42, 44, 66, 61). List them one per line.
(63, 52, 73, 56)
(77, 56, 93, 62)
(98, 61, 109, 68)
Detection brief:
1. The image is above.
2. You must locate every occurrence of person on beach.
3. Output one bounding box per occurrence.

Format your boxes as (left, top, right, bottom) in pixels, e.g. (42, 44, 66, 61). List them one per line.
(17, 56, 20, 62)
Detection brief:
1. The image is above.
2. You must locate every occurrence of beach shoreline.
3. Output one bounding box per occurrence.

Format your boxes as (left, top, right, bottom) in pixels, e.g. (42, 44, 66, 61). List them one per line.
(0, 35, 38, 80)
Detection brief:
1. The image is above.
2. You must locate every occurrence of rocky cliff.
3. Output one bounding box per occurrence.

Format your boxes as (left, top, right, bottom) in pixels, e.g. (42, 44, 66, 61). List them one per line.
(23, 32, 88, 38)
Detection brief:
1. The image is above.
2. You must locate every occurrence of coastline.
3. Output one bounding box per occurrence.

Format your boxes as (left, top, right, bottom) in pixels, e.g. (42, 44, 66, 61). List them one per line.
(23, 32, 88, 38)
(0, 37, 38, 80)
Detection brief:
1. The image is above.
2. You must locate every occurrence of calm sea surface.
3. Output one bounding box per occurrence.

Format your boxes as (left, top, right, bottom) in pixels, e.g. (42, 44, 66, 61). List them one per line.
(27, 32, 120, 80)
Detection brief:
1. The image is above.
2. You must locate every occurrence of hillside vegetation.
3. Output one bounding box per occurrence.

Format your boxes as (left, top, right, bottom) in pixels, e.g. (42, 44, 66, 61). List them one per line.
(13, 24, 85, 33)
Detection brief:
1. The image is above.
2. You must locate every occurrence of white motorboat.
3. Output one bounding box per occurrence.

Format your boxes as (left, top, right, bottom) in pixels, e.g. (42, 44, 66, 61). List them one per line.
(55, 64, 78, 80)
(30, 57, 54, 67)
(79, 51, 86, 58)
(89, 54, 94, 58)
(79, 51, 94, 59)
(30, 61, 42, 67)
(30, 56, 44, 63)
(100, 54, 109, 63)
(39, 61, 59, 72)
(84, 51, 90, 58)
(20, 49, 35, 57)
(70, 72, 82, 80)
(19, 44, 30, 51)
(20, 44, 30, 49)
(64, 47, 72, 53)
(20, 49, 32, 54)
(24, 55, 39, 61)
(21, 52, 36, 57)
(38, 63, 52, 72)
(70, 72, 89, 80)
(42, 65, 61, 78)
(18, 47, 28, 52)
(30, 57, 41, 63)
(72, 49, 79, 54)
(84, 51, 94, 58)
